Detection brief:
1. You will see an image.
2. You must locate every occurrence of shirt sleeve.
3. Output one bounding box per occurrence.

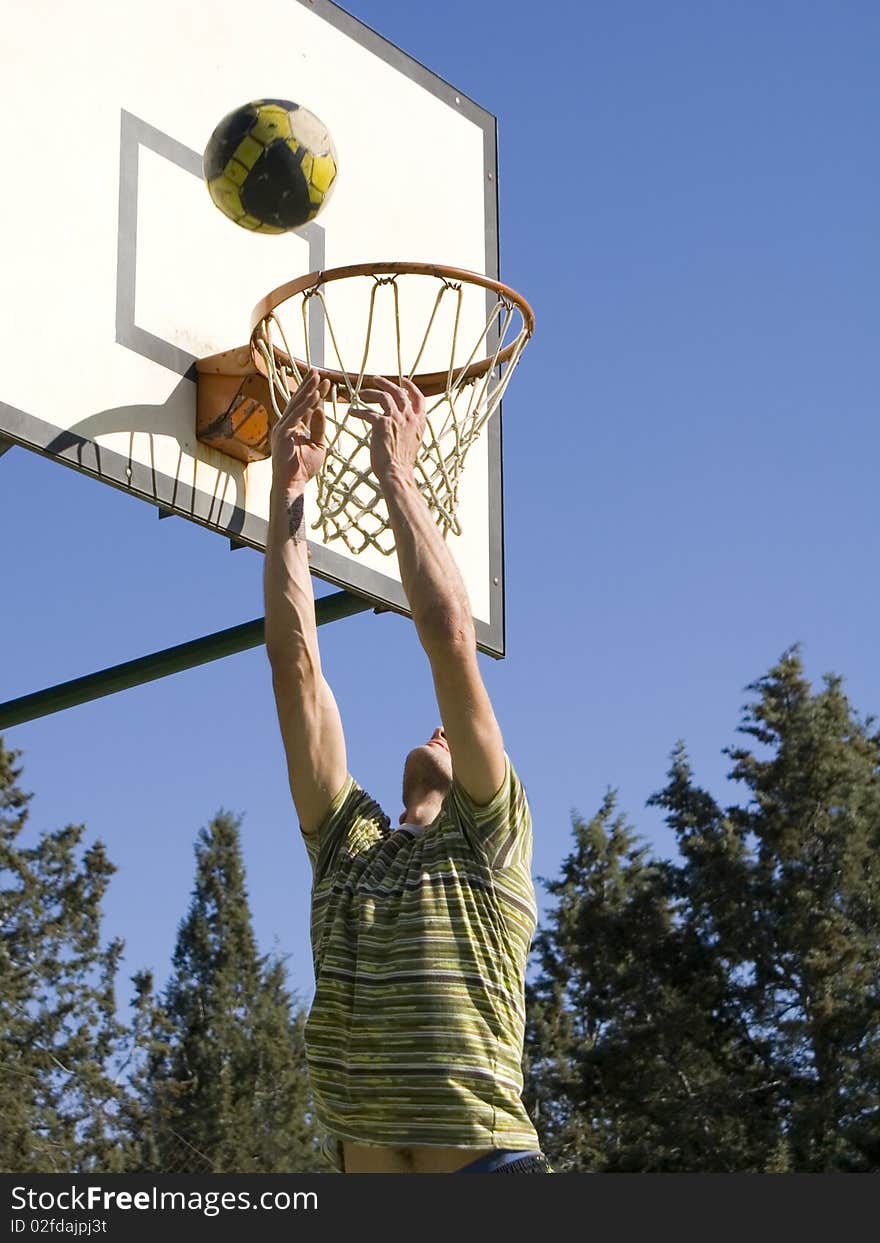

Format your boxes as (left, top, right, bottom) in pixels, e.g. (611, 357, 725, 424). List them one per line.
(447, 755, 533, 871)
(300, 776, 390, 884)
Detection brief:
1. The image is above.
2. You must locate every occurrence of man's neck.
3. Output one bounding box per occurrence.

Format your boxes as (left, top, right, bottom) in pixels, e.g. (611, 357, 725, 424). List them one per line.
(400, 794, 443, 828)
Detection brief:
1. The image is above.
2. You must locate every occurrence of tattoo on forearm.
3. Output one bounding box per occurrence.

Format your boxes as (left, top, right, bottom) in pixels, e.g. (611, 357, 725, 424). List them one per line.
(286, 494, 306, 544)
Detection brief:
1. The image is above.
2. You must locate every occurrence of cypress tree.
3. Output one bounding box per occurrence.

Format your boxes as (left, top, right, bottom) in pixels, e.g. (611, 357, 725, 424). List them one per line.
(140, 811, 321, 1172)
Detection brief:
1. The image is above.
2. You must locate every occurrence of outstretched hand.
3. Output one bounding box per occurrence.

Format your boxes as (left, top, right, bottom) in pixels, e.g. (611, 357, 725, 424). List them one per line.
(350, 376, 426, 481)
(270, 369, 331, 492)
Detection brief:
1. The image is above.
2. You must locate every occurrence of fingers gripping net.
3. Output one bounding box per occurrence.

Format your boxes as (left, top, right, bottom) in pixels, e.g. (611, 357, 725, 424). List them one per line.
(250, 264, 533, 556)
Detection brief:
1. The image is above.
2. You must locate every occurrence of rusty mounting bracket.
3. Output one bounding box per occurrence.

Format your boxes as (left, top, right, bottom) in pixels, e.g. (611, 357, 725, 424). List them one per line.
(196, 346, 275, 464)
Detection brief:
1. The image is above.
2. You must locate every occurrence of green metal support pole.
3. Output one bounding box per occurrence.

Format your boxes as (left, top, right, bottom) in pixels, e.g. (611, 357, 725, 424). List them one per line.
(0, 589, 374, 729)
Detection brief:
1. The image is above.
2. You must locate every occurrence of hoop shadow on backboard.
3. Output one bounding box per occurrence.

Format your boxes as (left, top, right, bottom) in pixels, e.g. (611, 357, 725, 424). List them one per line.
(42, 379, 256, 542)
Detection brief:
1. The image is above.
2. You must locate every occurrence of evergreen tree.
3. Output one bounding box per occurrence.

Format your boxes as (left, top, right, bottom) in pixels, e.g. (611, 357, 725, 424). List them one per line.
(525, 794, 776, 1171)
(717, 650, 880, 1170)
(0, 737, 129, 1171)
(137, 812, 321, 1172)
(527, 650, 880, 1172)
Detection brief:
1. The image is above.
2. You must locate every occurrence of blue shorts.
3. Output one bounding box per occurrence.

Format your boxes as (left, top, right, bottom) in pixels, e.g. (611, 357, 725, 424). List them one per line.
(455, 1149, 552, 1173)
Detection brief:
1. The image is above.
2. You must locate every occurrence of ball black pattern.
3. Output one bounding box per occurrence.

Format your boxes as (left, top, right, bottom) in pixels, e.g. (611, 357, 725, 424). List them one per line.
(203, 99, 338, 234)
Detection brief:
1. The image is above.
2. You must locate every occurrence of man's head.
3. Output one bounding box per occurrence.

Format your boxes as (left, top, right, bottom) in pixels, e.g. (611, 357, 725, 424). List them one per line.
(401, 727, 452, 823)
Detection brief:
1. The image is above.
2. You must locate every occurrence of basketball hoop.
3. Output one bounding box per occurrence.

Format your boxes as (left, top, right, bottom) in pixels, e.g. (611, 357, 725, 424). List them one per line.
(197, 261, 534, 555)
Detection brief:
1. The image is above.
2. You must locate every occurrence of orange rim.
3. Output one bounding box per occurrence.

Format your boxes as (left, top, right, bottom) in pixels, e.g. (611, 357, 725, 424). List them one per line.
(249, 261, 534, 397)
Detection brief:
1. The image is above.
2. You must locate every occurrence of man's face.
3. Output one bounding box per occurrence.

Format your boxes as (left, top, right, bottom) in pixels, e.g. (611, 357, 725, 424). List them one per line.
(402, 727, 453, 806)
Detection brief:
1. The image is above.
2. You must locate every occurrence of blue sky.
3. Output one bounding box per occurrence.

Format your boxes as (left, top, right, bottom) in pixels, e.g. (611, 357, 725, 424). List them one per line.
(2, 0, 879, 1013)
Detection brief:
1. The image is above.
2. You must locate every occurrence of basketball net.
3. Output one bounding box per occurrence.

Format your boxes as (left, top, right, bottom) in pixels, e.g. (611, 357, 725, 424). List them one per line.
(250, 264, 533, 556)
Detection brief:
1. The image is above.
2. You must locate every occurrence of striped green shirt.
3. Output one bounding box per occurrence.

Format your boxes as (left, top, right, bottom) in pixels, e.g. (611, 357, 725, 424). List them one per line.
(301, 755, 540, 1171)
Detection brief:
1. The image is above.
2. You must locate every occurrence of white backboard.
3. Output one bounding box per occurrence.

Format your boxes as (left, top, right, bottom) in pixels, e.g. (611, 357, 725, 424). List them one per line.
(0, 0, 505, 654)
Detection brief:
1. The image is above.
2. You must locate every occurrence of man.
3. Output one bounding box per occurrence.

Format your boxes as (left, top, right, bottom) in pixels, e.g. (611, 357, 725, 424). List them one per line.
(264, 368, 549, 1173)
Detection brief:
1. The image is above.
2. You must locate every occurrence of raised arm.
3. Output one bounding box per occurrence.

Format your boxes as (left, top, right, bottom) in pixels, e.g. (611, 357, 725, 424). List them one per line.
(353, 376, 505, 805)
(264, 371, 347, 835)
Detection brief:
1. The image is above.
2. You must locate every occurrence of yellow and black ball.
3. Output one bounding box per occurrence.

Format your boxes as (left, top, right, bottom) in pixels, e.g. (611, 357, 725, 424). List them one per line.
(203, 99, 337, 234)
